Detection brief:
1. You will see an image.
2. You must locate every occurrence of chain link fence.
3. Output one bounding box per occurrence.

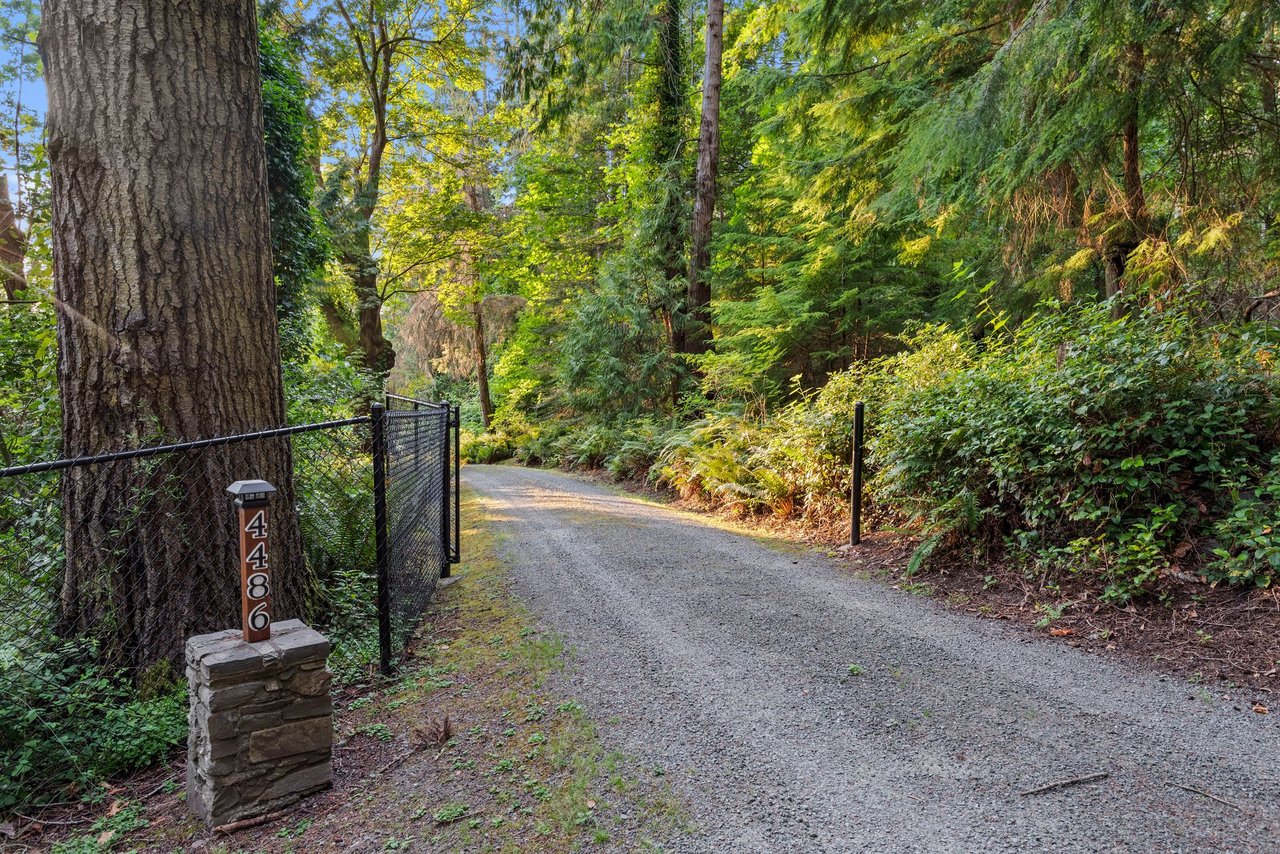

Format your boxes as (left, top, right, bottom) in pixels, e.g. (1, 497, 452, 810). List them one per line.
(0, 396, 459, 810)
(379, 396, 456, 664)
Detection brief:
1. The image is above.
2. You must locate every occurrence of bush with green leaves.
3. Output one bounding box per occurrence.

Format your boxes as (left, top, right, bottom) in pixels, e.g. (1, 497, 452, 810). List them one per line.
(460, 430, 517, 464)
(528, 299, 1279, 601)
(869, 302, 1277, 600)
(1210, 452, 1280, 588)
(0, 641, 186, 810)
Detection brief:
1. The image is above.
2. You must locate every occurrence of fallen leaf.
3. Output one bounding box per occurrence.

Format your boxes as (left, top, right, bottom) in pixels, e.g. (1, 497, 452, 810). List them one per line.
(1253, 703, 1269, 715)
(98, 831, 115, 845)
(106, 800, 123, 817)
(586, 800, 596, 809)
(1048, 628, 1075, 637)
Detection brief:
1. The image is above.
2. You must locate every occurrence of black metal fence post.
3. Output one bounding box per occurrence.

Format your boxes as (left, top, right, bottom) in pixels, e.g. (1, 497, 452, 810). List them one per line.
(440, 401, 452, 579)
(452, 404, 460, 564)
(371, 401, 393, 674)
(413, 399, 421, 478)
(851, 401, 865, 547)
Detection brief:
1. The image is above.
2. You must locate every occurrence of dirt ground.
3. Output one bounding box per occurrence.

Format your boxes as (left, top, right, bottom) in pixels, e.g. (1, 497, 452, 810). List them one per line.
(843, 530, 1280, 695)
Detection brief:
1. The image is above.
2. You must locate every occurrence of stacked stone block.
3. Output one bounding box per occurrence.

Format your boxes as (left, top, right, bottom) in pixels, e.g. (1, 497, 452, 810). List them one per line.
(186, 619, 333, 827)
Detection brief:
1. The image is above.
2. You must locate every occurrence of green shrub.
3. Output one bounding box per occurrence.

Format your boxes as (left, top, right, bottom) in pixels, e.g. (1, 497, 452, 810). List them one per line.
(503, 298, 1280, 601)
(874, 302, 1277, 600)
(603, 419, 668, 481)
(651, 300, 1279, 599)
(0, 642, 186, 810)
(461, 431, 516, 464)
(1209, 452, 1280, 588)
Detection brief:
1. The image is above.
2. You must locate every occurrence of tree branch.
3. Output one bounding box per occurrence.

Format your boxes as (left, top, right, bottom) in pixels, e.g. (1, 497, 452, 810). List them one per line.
(799, 19, 1007, 80)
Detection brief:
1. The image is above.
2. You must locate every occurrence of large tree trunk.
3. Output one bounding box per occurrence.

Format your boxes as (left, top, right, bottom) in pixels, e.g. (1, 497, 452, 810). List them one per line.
(654, 0, 686, 354)
(1105, 41, 1148, 303)
(684, 0, 724, 356)
(333, 0, 396, 380)
(0, 175, 24, 298)
(41, 0, 305, 677)
(472, 302, 492, 429)
(458, 177, 494, 427)
(345, 235, 395, 377)
(344, 162, 394, 378)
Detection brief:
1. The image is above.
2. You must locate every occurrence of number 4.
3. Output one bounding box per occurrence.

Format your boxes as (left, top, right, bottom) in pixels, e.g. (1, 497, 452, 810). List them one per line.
(246, 542, 269, 571)
(244, 510, 268, 539)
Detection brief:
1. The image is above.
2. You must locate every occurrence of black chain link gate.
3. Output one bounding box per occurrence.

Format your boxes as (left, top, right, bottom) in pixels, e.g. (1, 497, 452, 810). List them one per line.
(375, 394, 461, 673)
(0, 394, 460, 808)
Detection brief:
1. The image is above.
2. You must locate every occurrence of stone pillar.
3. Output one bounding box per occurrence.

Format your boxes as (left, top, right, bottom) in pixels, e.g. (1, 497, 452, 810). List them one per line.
(186, 619, 333, 827)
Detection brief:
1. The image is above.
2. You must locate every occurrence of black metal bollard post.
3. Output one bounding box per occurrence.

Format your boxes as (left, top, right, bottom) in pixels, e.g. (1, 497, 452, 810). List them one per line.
(851, 401, 865, 547)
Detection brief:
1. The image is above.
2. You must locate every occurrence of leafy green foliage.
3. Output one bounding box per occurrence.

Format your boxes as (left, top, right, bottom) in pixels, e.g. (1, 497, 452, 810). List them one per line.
(503, 296, 1280, 602)
(261, 25, 329, 358)
(1210, 453, 1280, 588)
(461, 431, 517, 465)
(632, 300, 1277, 601)
(433, 802, 470, 824)
(0, 642, 185, 810)
(874, 301, 1277, 600)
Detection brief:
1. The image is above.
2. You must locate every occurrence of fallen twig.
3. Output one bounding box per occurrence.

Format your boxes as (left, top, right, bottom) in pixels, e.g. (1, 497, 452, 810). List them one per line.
(1172, 782, 1243, 811)
(138, 777, 177, 801)
(213, 807, 292, 834)
(13, 813, 92, 828)
(374, 748, 417, 776)
(1019, 771, 1109, 796)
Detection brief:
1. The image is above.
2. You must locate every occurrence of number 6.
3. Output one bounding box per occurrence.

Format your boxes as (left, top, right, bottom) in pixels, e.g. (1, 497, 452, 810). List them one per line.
(249, 601, 270, 631)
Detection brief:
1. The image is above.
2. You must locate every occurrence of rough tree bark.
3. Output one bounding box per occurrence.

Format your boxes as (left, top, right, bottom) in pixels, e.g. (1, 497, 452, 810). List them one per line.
(0, 175, 23, 298)
(41, 0, 305, 676)
(462, 179, 493, 428)
(684, 0, 724, 356)
(335, 0, 397, 378)
(472, 302, 492, 428)
(654, 0, 687, 353)
(1104, 41, 1149, 302)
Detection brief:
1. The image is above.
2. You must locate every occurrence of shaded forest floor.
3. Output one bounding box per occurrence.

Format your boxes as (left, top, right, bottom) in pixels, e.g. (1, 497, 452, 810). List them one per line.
(8, 490, 685, 854)
(571, 466, 1280, 698)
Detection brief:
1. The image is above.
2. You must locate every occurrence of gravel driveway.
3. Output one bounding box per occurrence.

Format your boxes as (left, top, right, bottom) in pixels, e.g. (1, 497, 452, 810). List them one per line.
(465, 464, 1279, 853)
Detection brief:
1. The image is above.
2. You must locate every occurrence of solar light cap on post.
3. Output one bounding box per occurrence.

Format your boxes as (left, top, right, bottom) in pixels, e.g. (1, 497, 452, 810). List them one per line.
(226, 480, 277, 508)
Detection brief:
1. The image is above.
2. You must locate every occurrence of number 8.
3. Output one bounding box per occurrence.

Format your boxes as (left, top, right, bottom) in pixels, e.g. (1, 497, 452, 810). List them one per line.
(246, 572, 270, 600)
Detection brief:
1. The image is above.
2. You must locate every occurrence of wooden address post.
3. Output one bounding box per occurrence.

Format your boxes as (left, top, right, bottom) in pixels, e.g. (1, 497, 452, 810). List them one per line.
(226, 480, 277, 642)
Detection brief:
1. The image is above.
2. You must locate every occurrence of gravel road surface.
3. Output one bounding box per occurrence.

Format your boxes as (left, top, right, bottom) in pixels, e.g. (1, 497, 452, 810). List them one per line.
(465, 464, 1279, 853)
